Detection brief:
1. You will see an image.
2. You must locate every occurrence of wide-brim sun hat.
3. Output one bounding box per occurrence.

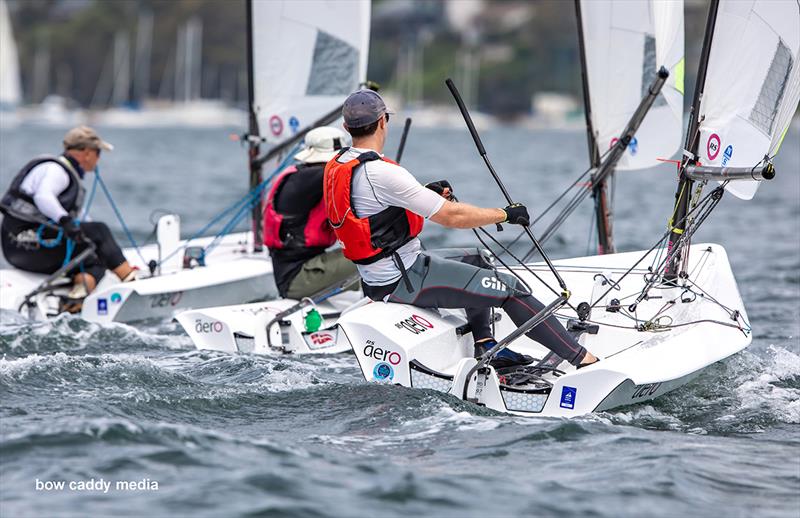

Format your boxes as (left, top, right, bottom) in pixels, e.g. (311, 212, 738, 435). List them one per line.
(294, 126, 351, 163)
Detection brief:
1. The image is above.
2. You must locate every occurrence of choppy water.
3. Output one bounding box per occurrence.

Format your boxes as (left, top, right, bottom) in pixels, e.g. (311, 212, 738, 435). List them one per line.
(1, 121, 798, 517)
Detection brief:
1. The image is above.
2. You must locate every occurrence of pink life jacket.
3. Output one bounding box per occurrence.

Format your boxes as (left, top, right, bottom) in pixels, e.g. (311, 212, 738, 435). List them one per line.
(263, 164, 336, 251)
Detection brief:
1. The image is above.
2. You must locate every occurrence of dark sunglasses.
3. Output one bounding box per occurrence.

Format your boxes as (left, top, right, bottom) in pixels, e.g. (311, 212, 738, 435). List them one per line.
(95, 148, 101, 157)
(385, 113, 390, 123)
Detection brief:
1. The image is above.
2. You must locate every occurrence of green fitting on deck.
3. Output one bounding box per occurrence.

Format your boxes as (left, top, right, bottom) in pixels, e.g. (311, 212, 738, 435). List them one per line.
(304, 308, 322, 333)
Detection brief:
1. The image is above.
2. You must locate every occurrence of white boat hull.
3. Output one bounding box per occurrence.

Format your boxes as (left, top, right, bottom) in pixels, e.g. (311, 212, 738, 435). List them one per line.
(335, 243, 751, 417)
(175, 290, 364, 355)
(1, 229, 278, 323)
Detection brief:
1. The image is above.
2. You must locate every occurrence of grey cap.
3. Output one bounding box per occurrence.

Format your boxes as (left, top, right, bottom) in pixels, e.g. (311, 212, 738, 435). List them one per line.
(342, 89, 394, 128)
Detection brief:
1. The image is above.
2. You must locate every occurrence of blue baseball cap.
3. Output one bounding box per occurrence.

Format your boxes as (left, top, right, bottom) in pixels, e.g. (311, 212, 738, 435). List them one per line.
(342, 90, 394, 128)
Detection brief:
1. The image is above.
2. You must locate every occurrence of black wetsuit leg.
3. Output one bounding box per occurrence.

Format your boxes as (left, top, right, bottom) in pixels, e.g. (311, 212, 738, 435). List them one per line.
(79, 222, 127, 271)
(1, 218, 117, 282)
(379, 248, 587, 366)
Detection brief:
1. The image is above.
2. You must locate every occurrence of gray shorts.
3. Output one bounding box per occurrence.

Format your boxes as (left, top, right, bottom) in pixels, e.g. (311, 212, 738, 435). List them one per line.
(286, 249, 358, 300)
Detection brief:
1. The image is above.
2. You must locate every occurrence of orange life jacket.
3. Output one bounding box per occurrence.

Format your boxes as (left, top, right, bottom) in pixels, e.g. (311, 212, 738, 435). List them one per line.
(323, 149, 424, 264)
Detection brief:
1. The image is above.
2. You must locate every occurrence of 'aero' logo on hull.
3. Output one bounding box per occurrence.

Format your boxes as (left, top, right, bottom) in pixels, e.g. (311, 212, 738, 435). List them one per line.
(395, 315, 434, 335)
(364, 340, 402, 365)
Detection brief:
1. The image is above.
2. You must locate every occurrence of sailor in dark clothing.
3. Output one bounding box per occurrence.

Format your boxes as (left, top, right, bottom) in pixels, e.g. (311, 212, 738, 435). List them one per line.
(1, 126, 137, 311)
(263, 127, 357, 299)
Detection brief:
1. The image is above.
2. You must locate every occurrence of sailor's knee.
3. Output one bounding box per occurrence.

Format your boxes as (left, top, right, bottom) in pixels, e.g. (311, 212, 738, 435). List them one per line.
(81, 221, 112, 240)
(86, 224, 124, 253)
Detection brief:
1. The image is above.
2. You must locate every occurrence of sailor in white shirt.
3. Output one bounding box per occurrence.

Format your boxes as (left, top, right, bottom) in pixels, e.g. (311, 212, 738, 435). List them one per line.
(324, 90, 598, 370)
(1, 126, 137, 311)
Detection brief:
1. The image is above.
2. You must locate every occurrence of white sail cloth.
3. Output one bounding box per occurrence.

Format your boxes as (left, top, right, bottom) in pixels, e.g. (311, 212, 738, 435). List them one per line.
(697, 0, 800, 200)
(250, 0, 371, 145)
(579, 0, 684, 170)
(0, 0, 22, 108)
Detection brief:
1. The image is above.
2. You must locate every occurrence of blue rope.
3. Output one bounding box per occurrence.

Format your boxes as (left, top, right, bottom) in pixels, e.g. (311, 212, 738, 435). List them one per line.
(93, 167, 148, 265)
(81, 173, 99, 220)
(36, 223, 62, 248)
(199, 185, 265, 259)
(198, 144, 302, 260)
(75, 145, 301, 271)
(56, 173, 100, 267)
(63, 238, 75, 266)
(155, 183, 263, 266)
(35, 222, 75, 266)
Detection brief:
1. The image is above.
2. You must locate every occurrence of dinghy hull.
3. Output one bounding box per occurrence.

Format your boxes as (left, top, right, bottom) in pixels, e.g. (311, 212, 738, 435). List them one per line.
(0, 230, 278, 323)
(175, 290, 363, 355)
(337, 243, 751, 417)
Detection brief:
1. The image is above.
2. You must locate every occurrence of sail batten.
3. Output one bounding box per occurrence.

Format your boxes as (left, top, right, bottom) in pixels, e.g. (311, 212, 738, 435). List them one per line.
(579, 0, 684, 171)
(697, 0, 800, 200)
(249, 0, 370, 145)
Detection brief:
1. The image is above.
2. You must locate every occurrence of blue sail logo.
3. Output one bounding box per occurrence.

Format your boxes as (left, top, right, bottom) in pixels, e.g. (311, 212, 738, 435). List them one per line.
(722, 145, 733, 166)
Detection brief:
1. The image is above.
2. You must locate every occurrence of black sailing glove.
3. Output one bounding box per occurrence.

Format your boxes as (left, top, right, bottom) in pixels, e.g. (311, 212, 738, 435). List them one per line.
(425, 180, 455, 201)
(58, 215, 83, 242)
(501, 203, 530, 227)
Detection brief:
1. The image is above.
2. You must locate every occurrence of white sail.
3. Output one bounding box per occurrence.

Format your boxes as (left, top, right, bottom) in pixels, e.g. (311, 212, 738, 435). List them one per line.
(250, 0, 371, 144)
(0, 0, 22, 108)
(580, 0, 684, 170)
(697, 0, 800, 200)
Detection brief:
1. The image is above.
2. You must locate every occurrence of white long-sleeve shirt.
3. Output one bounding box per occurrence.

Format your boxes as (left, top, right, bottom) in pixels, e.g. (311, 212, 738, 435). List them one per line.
(18, 161, 74, 221)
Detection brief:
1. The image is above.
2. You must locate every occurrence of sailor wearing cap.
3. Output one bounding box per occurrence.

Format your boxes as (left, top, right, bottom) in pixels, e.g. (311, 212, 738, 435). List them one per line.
(1, 125, 138, 312)
(262, 126, 357, 298)
(323, 90, 598, 370)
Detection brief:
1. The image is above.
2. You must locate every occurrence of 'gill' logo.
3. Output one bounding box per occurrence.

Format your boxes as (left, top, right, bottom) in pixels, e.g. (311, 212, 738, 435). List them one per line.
(481, 276, 507, 291)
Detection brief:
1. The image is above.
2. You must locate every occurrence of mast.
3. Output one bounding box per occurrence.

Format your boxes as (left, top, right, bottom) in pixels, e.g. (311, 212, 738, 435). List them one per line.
(575, 0, 613, 254)
(664, 0, 719, 280)
(245, 0, 263, 251)
(575, 0, 599, 168)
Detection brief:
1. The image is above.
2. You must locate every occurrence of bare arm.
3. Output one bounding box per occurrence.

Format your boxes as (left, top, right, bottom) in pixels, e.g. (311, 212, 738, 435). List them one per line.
(429, 200, 505, 229)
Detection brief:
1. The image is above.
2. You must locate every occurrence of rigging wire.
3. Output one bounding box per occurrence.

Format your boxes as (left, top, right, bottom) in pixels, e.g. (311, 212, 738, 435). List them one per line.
(152, 143, 302, 268)
(457, 177, 739, 331)
(454, 140, 773, 342)
(522, 149, 617, 262)
(587, 183, 727, 310)
(497, 147, 613, 256)
(585, 209, 596, 256)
